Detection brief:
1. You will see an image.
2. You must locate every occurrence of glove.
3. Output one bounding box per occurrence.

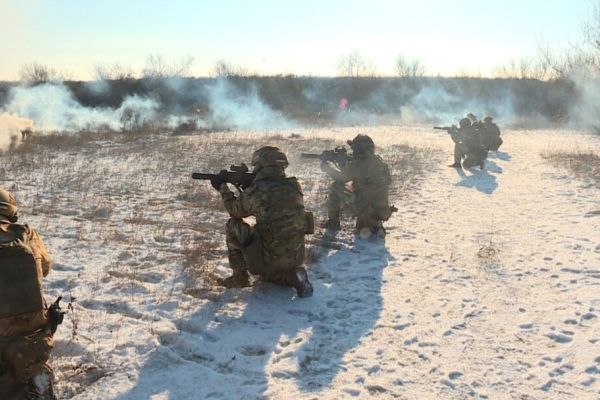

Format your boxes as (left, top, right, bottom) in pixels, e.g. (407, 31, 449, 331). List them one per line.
(210, 176, 224, 191)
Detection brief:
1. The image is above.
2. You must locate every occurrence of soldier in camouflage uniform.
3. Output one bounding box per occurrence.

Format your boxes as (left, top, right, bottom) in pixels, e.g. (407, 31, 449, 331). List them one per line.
(321, 134, 393, 238)
(448, 118, 487, 169)
(480, 115, 503, 151)
(0, 188, 56, 400)
(210, 146, 313, 297)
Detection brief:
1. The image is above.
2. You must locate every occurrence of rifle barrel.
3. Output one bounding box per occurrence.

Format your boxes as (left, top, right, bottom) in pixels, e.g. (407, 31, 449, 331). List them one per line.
(300, 153, 322, 159)
(191, 173, 216, 180)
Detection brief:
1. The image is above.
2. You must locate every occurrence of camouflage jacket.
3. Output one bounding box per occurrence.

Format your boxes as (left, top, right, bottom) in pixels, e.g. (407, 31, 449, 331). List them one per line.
(322, 153, 392, 219)
(220, 166, 306, 270)
(457, 127, 485, 152)
(482, 122, 501, 137)
(0, 220, 52, 336)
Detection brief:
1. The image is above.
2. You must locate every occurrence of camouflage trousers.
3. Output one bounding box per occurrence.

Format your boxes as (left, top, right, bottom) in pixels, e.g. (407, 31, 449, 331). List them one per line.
(327, 182, 384, 233)
(487, 135, 503, 151)
(453, 143, 469, 164)
(454, 143, 487, 167)
(226, 218, 307, 287)
(0, 331, 55, 400)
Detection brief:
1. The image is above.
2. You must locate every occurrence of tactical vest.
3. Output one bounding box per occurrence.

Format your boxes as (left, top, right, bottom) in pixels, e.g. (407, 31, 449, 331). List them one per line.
(0, 224, 45, 321)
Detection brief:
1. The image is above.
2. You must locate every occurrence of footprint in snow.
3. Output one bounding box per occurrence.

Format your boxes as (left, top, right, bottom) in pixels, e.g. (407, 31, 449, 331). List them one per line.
(240, 345, 268, 357)
(582, 312, 597, 320)
(546, 332, 573, 343)
(448, 371, 463, 380)
(585, 366, 600, 375)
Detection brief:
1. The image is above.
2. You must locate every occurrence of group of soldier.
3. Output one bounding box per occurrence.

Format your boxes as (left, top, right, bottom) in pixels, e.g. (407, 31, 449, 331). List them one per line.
(438, 113, 503, 169)
(1, 117, 503, 398)
(0, 133, 394, 398)
(207, 134, 394, 294)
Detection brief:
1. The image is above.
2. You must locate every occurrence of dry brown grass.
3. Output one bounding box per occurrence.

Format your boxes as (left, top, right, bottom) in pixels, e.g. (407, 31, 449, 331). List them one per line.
(541, 148, 600, 187)
(1, 131, 437, 293)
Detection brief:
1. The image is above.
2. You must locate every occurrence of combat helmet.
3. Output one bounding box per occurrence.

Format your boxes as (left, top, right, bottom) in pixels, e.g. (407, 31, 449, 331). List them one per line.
(483, 115, 494, 123)
(466, 113, 478, 123)
(459, 118, 472, 128)
(251, 146, 289, 171)
(347, 134, 375, 158)
(0, 188, 17, 220)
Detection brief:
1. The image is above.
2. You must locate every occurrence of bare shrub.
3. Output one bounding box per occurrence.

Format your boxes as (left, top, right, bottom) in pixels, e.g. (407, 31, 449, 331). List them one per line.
(211, 59, 252, 77)
(492, 57, 549, 80)
(395, 55, 425, 78)
(542, 148, 600, 186)
(19, 61, 69, 83)
(142, 54, 195, 79)
(92, 63, 136, 81)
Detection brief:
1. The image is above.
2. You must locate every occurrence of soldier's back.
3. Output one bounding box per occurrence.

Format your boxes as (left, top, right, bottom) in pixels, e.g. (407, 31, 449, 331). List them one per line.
(250, 176, 306, 271)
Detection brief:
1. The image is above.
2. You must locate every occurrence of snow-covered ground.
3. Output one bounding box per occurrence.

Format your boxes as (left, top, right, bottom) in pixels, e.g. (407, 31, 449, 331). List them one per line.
(1, 127, 599, 399)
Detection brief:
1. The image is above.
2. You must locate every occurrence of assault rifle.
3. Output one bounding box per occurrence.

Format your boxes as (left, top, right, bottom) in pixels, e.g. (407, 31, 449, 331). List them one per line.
(192, 163, 255, 192)
(46, 296, 65, 334)
(301, 146, 351, 167)
(433, 125, 458, 133)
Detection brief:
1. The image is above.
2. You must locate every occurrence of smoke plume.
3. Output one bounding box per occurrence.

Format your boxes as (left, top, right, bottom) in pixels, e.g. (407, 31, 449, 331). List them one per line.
(0, 113, 33, 151)
(5, 83, 161, 132)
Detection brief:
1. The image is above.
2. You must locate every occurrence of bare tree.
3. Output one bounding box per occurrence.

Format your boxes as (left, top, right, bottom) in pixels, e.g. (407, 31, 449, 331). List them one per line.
(92, 63, 136, 80)
(142, 54, 195, 78)
(211, 59, 251, 77)
(584, 0, 600, 51)
(537, 42, 597, 79)
(533, 1, 600, 80)
(492, 57, 549, 80)
(19, 62, 66, 83)
(395, 55, 425, 77)
(337, 50, 377, 77)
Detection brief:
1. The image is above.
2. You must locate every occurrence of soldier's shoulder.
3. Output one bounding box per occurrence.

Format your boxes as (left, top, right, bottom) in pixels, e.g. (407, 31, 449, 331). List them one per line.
(243, 182, 261, 197)
(22, 224, 43, 239)
(374, 154, 389, 166)
(285, 176, 303, 193)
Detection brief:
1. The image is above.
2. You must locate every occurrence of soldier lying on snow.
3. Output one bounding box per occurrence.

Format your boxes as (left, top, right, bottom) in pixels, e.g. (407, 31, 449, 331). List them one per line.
(0, 188, 62, 400)
(316, 134, 394, 238)
(206, 146, 314, 297)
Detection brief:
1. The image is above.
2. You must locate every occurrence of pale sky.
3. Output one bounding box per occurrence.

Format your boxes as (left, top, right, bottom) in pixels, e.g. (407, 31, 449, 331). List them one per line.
(0, 0, 592, 80)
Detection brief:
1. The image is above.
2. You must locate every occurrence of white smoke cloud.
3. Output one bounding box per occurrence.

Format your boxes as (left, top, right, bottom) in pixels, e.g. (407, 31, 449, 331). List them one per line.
(569, 72, 600, 132)
(205, 78, 294, 131)
(0, 113, 33, 151)
(398, 82, 523, 126)
(4, 83, 161, 132)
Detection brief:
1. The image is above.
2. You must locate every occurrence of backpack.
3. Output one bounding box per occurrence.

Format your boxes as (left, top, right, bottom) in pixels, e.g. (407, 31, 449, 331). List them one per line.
(0, 224, 45, 320)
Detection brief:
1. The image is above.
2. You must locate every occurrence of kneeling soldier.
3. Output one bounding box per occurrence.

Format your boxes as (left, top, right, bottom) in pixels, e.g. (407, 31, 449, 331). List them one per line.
(0, 188, 60, 400)
(210, 147, 313, 298)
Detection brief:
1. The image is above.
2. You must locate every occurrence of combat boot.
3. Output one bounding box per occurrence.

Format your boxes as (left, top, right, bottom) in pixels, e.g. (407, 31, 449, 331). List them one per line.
(288, 268, 313, 298)
(447, 162, 462, 168)
(372, 222, 386, 239)
(322, 218, 341, 231)
(218, 270, 250, 288)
